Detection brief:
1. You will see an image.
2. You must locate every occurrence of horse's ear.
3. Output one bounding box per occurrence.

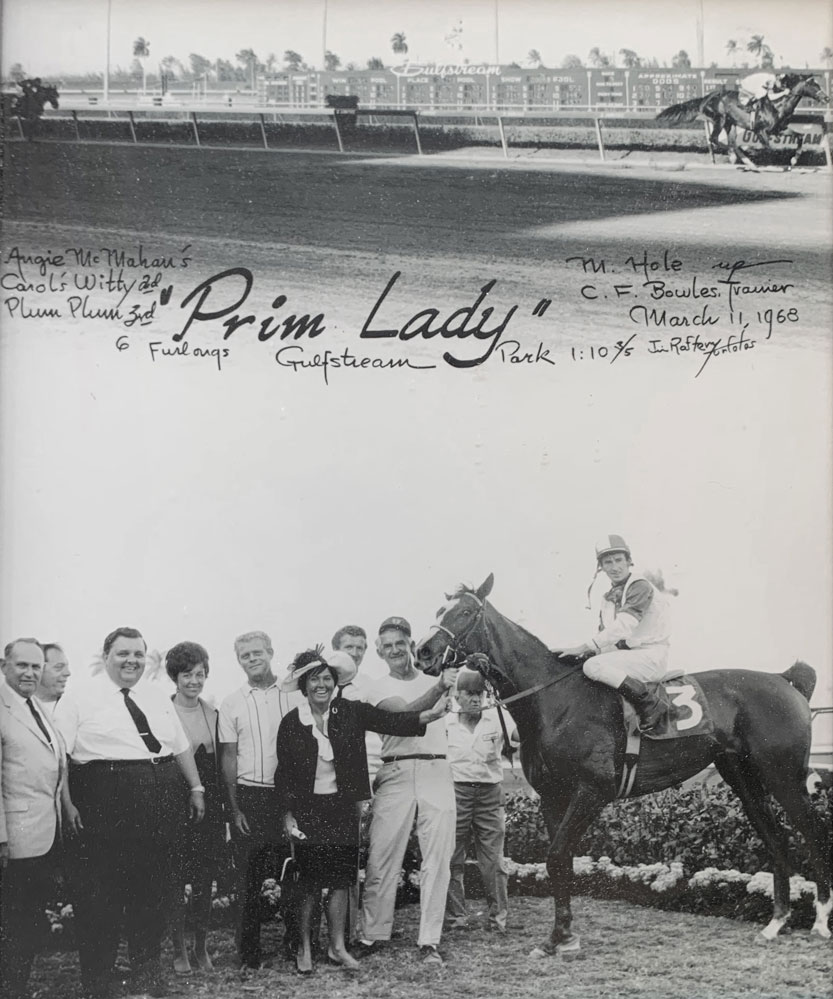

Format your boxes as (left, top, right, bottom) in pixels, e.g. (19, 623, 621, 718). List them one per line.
(476, 573, 495, 601)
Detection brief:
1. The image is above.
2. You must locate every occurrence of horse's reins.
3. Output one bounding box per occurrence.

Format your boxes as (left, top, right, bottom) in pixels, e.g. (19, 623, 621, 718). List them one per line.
(428, 592, 579, 761)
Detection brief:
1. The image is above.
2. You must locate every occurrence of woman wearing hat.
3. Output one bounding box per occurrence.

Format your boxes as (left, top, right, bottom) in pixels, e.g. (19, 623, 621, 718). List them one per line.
(275, 647, 449, 974)
(554, 534, 671, 732)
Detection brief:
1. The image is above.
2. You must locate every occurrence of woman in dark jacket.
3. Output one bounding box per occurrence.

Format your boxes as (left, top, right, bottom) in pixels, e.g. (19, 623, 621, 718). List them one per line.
(275, 648, 449, 974)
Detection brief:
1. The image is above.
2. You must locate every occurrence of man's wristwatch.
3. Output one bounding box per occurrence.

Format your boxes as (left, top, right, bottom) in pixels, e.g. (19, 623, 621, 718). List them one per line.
(190, 785, 205, 793)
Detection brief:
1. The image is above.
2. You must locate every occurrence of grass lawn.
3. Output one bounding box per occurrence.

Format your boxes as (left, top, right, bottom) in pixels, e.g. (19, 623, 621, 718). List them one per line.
(29, 896, 832, 999)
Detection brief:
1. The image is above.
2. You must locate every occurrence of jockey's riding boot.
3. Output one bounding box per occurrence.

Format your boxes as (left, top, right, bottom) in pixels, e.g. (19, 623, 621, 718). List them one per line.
(618, 677, 664, 733)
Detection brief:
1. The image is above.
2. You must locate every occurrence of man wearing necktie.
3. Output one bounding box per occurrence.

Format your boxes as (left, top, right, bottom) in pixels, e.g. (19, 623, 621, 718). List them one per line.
(1, 638, 66, 999)
(55, 627, 205, 999)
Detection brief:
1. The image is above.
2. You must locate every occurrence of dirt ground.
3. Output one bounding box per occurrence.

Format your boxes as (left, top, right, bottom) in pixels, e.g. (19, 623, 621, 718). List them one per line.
(4, 141, 831, 363)
(27, 896, 833, 999)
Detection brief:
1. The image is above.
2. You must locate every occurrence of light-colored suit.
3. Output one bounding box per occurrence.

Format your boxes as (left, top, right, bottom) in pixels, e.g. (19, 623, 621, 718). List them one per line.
(0, 684, 65, 857)
(1, 683, 66, 996)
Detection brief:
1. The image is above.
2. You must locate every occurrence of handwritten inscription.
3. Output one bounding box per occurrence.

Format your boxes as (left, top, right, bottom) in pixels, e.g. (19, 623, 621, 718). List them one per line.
(2, 243, 192, 330)
(3, 240, 803, 379)
(565, 250, 798, 376)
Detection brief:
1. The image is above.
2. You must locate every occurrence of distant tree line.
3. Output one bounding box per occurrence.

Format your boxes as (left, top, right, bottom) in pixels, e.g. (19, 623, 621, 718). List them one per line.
(6, 30, 831, 89)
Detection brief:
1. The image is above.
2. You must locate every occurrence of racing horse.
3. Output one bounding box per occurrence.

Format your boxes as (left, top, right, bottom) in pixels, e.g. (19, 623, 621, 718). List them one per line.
(7, 79, 60, 141)
(656, 73, 827, 169)
(415, 574, 831, 956)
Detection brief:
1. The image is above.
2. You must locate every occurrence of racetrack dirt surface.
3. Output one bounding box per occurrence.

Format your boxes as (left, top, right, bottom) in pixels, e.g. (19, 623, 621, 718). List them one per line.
(4, 142, 831, 367)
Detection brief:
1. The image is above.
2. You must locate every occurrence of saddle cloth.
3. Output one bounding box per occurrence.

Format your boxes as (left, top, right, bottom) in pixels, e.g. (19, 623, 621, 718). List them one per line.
(616, 672, 713, 799)
(621, 671, 713, 744)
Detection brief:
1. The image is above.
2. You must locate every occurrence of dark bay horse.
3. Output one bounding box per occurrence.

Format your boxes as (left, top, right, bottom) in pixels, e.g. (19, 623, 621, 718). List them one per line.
(415, 574, 831, 956)
(656, 73, 827, 168)
(7, 79, 60, 141)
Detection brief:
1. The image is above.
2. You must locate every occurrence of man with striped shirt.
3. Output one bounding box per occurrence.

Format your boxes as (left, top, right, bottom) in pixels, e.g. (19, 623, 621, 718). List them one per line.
(219, 631, 298, 971)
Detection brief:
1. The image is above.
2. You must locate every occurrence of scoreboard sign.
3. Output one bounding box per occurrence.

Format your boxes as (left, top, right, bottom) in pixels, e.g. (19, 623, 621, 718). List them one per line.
(590, 68, 627, 107)
(631, 70, 701, 109)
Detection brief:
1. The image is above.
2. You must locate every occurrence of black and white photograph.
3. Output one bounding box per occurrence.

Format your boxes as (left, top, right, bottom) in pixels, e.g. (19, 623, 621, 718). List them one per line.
(1, 1, 832, 997)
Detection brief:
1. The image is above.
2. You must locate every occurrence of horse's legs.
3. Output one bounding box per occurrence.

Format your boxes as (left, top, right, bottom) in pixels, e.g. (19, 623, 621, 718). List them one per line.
(764, 775, 832, 938)
(708, 117, 723, 162)
(714, 754, 797, 939)
(789, 135, 804, 170)
(535, 783, 607, 958)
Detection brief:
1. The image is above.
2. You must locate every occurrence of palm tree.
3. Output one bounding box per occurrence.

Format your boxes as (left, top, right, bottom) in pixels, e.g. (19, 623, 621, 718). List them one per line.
(746, 35, 768, 66)
(324, 50, 341, 71)
(265, 53, 277, 75)
(821, 47, 833, 68)
(391, 32, 408, 62)
(444, 20, 464, 55)
(725, 38, 738, 66)
(366, 57, 385, 70)
(133, 37, 150, 93)
(561, 54, 582, 69)
(587, 47, 610, 68)
(672, 50, 692, 69)
(527, 48, 542, 68)
(284, 50, 304, 72)
(619, 48, 641, 68)
(236, 48, 258, 90)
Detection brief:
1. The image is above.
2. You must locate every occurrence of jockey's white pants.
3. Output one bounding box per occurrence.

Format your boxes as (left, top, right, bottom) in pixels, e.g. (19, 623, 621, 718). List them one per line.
(583, 645, 669, 688)
(360, 758, 456, 948)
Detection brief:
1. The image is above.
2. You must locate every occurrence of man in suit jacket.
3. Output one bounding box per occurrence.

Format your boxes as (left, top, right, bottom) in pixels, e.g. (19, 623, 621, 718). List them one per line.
(1, 637, 65, 999)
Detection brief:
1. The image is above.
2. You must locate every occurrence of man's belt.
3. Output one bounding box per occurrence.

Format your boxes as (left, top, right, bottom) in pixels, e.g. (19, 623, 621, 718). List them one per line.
(82, 754, 175, 768)
(454, 780, 496, 787)
(381, 754, 446, 763)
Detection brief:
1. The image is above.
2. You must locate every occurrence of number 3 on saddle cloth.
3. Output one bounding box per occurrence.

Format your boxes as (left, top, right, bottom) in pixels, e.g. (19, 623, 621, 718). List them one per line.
(616, 672, 714, 799)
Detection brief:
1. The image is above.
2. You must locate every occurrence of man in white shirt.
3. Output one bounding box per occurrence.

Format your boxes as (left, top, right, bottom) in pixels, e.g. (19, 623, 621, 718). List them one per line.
(445, 668, 515, 934)
(1, 638, 65, 999)
(37, 643, 71, 716)
(55, 626, 204, 999)
(218, 631, 297, 971)
(357, 616, 458, 965)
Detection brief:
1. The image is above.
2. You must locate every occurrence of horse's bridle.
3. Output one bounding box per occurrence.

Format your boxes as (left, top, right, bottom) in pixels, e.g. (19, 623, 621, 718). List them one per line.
(427, 591, 573, 708)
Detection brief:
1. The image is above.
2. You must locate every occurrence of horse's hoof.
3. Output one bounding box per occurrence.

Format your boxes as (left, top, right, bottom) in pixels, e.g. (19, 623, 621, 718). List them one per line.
(556, 935, 581, 959)
(810, 924, 831, 940)
(758, 917, 788, 942)
(528, 945, 554, 959)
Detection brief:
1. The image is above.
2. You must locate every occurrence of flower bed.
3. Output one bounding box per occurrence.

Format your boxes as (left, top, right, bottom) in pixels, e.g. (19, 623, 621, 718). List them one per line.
(501, 856, 822, 928)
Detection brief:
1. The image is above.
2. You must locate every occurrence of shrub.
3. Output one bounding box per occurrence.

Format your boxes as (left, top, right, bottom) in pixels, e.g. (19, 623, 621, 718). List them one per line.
(504, 783, 830, 879)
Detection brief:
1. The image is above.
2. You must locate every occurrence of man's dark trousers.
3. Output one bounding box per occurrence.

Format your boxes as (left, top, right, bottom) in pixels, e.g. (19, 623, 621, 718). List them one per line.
(233, 785, 303, 966)
(0, 843, 59, 999)
(66, 759, 180, 993)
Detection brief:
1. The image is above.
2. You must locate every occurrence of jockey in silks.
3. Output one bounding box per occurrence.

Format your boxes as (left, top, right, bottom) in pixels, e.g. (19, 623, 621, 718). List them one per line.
(738, 71, 790, 130)
(554, 535, 671, 733)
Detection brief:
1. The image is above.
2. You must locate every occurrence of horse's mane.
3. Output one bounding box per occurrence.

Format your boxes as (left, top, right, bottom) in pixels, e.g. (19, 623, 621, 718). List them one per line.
(779, 73, 813, 90)
(447, 582, 559, 666)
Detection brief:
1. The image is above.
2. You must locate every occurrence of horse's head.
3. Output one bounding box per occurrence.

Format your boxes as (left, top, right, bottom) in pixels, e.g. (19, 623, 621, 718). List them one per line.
(415, 573, 494, 676)
(45, 85, 59, 110)
(782, 73, 828, 104)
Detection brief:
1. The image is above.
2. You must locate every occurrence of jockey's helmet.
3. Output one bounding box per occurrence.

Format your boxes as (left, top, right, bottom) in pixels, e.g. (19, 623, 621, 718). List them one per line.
(595, 534, 631, 563)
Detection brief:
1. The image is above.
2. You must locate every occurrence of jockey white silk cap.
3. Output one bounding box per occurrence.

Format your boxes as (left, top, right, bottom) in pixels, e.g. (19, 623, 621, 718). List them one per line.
(595, 534, 631, 561)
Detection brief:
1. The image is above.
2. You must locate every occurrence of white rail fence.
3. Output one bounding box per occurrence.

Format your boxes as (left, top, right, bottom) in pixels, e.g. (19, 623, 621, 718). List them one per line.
(10, 100, 833, 168)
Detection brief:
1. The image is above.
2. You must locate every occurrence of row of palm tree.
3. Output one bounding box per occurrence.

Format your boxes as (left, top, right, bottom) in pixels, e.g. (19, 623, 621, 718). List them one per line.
(722, 35, 833, 69)
(126, 33, 833, 88)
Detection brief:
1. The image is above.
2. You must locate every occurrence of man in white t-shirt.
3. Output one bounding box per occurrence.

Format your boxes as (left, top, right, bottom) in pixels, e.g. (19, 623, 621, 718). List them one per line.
(357, 616, 458, 965)
(445, 668, 516, 934)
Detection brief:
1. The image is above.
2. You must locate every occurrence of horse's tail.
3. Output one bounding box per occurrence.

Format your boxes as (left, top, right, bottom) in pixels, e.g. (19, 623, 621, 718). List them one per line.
(782, 660, 816, 701)
(655, 94, 709, 127)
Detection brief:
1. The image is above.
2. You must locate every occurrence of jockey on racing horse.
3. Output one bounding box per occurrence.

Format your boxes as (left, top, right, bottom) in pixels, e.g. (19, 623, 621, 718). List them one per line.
(737, 70, 790, 130)
(553, 535, 670, 733)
